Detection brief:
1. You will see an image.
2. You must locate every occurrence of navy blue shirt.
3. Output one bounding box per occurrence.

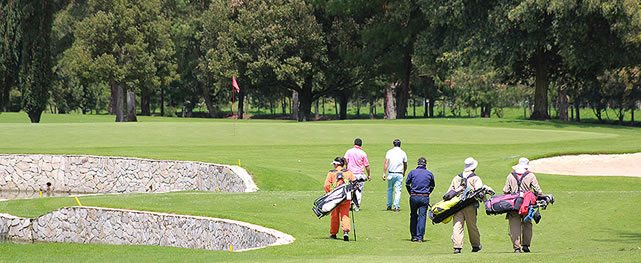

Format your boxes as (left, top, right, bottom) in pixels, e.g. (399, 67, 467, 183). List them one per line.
(405, 166, 435, 195)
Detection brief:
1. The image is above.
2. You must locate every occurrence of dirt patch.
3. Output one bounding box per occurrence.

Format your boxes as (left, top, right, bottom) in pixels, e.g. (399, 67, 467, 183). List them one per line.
(529, 153, 641, 177)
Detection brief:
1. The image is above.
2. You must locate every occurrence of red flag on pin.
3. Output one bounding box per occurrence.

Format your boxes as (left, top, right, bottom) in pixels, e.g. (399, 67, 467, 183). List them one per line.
(232, 76, 240, 93)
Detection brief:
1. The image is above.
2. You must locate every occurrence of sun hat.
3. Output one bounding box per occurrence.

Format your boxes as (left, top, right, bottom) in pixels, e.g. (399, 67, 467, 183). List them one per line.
(512, 157, 530, 174)
(332, 157, 344, 166)
(464, 157, 478, 172)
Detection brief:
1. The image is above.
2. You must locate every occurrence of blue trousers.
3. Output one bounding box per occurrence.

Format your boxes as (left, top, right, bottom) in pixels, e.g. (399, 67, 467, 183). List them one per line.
(409, 195, 430, 241)
(386, 174, 403, 209)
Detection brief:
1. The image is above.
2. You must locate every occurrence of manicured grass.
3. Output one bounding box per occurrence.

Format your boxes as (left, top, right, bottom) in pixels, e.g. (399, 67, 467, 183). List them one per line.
(1, 112, 640, 262)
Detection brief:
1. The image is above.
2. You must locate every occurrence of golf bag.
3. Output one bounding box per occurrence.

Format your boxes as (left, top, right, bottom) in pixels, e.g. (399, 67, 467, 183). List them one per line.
(429, 187, 490, 224)
(312, 182, 358, 219)
(523, 194, 556, 224)
(484, 193, 524, 215)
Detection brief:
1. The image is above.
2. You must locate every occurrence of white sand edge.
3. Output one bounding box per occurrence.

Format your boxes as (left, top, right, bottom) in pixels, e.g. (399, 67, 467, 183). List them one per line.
(529, 153, 641, 177)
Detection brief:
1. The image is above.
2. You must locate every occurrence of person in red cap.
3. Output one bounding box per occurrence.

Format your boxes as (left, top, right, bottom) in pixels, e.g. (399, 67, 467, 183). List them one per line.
(324, 157, 355, 241)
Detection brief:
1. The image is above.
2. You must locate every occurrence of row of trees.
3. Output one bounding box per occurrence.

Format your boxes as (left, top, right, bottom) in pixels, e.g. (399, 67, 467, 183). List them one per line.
(2, 0, 641, 123)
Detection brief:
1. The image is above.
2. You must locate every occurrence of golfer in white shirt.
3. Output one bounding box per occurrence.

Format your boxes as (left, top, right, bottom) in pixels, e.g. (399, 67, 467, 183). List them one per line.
(382, 139, 408, 212)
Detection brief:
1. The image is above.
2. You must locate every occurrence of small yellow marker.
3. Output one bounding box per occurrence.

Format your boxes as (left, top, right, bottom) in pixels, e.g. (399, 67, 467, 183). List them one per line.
(74, 196, 83, 206)
(39, 191, 43, 198)
(238, 159, 241, 167)
(229, 245, 233, 252)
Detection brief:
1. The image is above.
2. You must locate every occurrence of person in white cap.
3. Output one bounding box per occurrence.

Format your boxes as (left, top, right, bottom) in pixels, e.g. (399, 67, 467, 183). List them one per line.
(447, 157, 484, 254)
(503, 157, 543, 253)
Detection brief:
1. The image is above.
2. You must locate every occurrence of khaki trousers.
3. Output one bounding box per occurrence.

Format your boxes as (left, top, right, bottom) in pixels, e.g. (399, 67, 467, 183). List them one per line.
(451, 205, 481, 249)
(508, 212, 532, 250)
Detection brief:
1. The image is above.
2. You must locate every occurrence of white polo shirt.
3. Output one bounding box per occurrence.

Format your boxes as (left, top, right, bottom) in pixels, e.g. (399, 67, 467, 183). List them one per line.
(385, 147, 408, 174)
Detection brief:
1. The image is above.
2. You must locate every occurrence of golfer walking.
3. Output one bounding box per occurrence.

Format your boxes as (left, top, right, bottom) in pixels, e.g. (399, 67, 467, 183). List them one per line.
(324, 157, 355, 241)
(344, 138, 371, 210)
(449, 157, 484, 253)
(382, 139, 407, 212)
(405, 157, 435, 242)
(503, 157, 543, 253)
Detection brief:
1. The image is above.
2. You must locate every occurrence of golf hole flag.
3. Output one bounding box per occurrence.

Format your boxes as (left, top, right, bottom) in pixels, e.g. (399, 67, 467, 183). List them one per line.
(231, 76, 240, 115)
(232, 76, 240, 93)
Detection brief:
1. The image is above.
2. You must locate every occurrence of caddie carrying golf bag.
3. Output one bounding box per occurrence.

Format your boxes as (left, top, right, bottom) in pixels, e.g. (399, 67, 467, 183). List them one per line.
(429, 187, 491, 224)
(312, 182, 359, 219)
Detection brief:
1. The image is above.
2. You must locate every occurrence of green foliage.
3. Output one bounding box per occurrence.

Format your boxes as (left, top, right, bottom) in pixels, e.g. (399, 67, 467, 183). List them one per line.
(0, 0, 22, 112)
(19, 0, 54, 123)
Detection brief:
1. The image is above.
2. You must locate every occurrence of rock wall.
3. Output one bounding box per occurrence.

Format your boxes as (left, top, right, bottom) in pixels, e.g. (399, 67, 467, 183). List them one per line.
(0, 154, 257, 194)
(0, 213, 32, 241)
(0, 207, 294, 251)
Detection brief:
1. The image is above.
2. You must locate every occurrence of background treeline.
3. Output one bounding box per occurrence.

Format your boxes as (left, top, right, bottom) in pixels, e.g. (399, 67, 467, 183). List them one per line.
(1, 0, 641, 124)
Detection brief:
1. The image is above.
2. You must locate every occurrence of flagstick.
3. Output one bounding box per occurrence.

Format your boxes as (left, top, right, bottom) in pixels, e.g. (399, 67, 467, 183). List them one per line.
(232, 85, 236, 136)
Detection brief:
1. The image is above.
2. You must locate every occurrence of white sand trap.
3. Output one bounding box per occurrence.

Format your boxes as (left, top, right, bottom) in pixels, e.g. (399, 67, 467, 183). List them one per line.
(529, 153, 641, 177)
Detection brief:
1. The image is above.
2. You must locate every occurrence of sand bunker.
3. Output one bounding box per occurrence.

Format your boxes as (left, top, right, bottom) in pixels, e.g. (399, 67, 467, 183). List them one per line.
(529, 153, 641, 177)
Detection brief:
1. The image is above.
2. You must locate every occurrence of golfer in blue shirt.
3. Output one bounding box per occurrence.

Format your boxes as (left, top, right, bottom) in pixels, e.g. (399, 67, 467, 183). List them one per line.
(405, 157, 435, 242)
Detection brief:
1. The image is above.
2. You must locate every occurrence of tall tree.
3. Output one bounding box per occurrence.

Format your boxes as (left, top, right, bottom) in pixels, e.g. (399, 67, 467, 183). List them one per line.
(71, 0, 170, 122)
(19, 0, 54, 123)
(0, 0, 22, 112)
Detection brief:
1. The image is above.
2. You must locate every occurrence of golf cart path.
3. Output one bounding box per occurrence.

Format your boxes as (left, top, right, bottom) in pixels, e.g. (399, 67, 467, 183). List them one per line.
(529, 153, 641, 177)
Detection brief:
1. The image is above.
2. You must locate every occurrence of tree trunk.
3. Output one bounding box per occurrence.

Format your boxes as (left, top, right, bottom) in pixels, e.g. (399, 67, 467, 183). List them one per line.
(127, 90, 137, 122)
(109, 84, 118, 115)
(322, 97, 325, 115)
(480, 105, 491, 118)
(575, 102, 581, 122)
(570, 104, 574, 121)
(282, 97, 287, 115)
(114, 84, 126, 122)
(1, 74, 14, 112)
(531, 52, 550, 120)
(412, 98, 416, 117)
(333, 97, 338, 117)
(356, 99, 360, 118)
(315, 99, 319, 119)
(27, 110, 42, 123)
(291, 90, 299, 120)
(617, 108, 625, 125)
(631, 107, 635, 125)
(140, 90, 151, 116)
(558, 86, 568, 121)
(337, 90, 348, 120)
(369, 99, 375, 119)
(384, 82, 397, 119)
(160, 86, 165, 116)
(297, 88, 313, 122)
(237, 89, 245, 119)
(396, 48, 412, 119)
(423, 98, 428, 117)
(201, 84, 217, 118)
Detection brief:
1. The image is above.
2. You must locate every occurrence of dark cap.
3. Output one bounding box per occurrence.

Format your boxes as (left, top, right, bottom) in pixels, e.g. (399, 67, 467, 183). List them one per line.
(417, 157, 427, 166)
(393, 139, 401, 147)
(354, 138, 362, 146)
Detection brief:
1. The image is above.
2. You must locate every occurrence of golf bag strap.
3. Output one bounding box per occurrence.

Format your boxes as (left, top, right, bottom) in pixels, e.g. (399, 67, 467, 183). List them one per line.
(511, 171, 530, 193)
(459, 172, 476, 189)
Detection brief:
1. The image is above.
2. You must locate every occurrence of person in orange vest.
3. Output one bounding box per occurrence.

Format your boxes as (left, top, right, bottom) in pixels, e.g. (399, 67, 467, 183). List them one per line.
(324, 156, 356, 241)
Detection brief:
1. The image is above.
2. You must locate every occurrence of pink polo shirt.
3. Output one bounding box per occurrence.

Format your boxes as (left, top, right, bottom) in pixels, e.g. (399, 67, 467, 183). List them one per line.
(344, 145, 369, 174)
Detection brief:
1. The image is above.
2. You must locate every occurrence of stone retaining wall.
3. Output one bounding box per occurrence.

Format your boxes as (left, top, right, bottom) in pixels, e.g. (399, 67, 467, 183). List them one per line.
(0, 154, 257, 194)
(0, 207, 294, 251)
(0, 213, 32, 241)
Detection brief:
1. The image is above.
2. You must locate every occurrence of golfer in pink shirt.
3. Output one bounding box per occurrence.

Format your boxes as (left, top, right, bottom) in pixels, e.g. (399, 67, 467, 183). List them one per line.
(344, 138, 371, 210)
